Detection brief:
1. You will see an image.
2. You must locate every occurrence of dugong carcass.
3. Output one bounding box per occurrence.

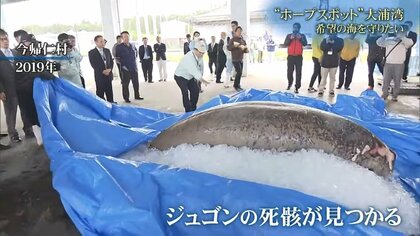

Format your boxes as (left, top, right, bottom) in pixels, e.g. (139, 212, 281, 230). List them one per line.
(150, 102, 395, 177)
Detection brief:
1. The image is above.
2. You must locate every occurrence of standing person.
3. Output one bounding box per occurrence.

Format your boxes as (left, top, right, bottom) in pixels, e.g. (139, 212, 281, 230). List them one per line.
(14, 34, 57, 145)
(284, 22, 308, 93)
(68, 34, 85, 88)
(228, 26, 248, 92)
(318, 33, 344, 97)
(377, 29, 413, 101)
(88, 35, 115, 103)
(266, 35, 276, 63)
(154, 36, 168, 82)
(189, 32, 207, 92)
(116, 31, 143, 103)
(57, 33, 83, 87)
(0, 100, 10, 149)
(189, 31, 207, 52)
(112, 35, 123, 78)
(174, 41, 210, 112)
(223, 32, 234, 88)
(139, 37, 154, 83)
(248, 39, 256, 63)
(402, 21, 417, 82)
(216, 32, 227, 84)
(0, 28, 33, 143)
(365, 32, 385, 89)
(337, 33, 360, 90)
(308, 34, 324, 92)
(184, 34, 192, 55)
(227, 20, 239, 81)
(256, 37, 264, 63)
(207, 36, 218, 78)
(229, 21, 239, 40)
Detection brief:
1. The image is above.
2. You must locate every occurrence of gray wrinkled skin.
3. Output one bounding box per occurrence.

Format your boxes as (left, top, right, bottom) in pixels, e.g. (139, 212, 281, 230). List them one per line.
(150, 102, 395, 177)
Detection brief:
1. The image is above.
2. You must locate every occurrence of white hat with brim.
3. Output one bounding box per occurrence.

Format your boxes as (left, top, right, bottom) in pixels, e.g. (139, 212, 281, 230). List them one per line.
(195, 41, 207, 53)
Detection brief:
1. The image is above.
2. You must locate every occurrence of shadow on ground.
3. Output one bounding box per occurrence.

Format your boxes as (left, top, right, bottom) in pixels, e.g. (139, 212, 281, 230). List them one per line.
(0, 138, 79, 236)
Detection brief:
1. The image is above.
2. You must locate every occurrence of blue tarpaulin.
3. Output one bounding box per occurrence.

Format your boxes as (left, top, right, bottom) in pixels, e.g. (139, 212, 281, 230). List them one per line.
(34, 78, 420, 236)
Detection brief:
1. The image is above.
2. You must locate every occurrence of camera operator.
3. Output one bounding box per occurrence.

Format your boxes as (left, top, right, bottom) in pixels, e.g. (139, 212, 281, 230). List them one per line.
(56, 33, 83, 87)
(284, 22, 308, 94)
(14, 34, 57, 145)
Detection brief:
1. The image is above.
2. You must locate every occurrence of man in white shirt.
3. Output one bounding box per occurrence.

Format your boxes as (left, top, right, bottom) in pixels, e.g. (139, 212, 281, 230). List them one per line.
(376, 28, 413, 102)
(154, 36, 168, 82)
(139, 37, 154, 83)
(174, 41, 210, 112)
(88, 35, 115, 103)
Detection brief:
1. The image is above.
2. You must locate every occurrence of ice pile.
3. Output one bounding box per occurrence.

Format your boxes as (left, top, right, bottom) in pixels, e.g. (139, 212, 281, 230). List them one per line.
(123, 144, 420, 234)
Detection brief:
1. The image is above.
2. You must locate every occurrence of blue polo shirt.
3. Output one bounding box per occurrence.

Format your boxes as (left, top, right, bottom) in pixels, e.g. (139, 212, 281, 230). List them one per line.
(116, 43, 137, 72)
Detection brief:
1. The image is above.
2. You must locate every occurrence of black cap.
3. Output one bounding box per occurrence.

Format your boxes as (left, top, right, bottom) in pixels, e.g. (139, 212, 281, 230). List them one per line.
(21, 33, 36, 43)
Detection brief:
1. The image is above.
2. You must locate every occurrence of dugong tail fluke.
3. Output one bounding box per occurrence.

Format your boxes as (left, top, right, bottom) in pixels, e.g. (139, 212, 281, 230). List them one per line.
(150, 102, 395, 177)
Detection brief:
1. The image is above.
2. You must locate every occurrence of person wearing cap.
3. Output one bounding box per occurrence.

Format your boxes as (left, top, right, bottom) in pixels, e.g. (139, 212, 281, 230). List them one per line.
(13, 29, 28, 45)
(174, 40, 210, 112)
(68, 34, 85, 88)
(56, 33, 83, 87)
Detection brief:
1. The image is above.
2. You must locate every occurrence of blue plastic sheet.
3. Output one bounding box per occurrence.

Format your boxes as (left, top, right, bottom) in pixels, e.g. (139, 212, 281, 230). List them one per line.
(34, 78, 420, 236)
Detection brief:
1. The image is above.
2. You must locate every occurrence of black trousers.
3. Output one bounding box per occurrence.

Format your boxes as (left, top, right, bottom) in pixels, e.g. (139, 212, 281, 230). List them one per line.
(121, 69, 140, 100)
(367, 59, 384, 87)
(309, 57, 321, 88)
(116, 63, 122, 78)
(287, 55, 303, 89)
(209, 56, 217, 74)
(174, 75, 199, 112)
(17, 88, 39, 127)
(95, 77, 114, 102)
(80, 76, 86, 88)
(232, 61, 243, 89)
(403, 49, 411, 79)
(141, 59, 153, 82)
(338, 58, 356, 88)
(216, 57, 227, 82)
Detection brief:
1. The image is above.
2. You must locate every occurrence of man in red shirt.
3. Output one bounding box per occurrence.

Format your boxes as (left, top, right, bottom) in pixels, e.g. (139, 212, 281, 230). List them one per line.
(284, 23, 307, 94)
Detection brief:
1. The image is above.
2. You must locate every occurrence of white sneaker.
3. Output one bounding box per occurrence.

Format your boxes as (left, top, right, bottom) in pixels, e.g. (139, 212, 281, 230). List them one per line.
(32, 125, 43, 146)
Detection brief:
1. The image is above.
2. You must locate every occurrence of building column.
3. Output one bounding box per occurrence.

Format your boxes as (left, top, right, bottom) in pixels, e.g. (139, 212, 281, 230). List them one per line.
(231, 0, 250, 76)
(100, 0, 121, 48)
(0, 3, 6, 29)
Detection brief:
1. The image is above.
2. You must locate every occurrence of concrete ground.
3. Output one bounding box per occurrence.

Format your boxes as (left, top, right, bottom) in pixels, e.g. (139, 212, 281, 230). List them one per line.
(0, 56, 419, 235)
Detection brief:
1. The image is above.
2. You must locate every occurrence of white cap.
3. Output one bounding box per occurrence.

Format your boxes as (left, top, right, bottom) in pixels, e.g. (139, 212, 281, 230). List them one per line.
(195, 40, 207, 53)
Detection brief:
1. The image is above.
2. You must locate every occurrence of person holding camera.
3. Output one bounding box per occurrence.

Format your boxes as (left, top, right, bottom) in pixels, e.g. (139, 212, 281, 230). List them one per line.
(365, 31, 385, 89)
(284, 22, 308, 94)
(376, 27, 413, 102)
(14, 33, 57, 145)
(318, 32, 344, 97)
(56, 33, 83, 87)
